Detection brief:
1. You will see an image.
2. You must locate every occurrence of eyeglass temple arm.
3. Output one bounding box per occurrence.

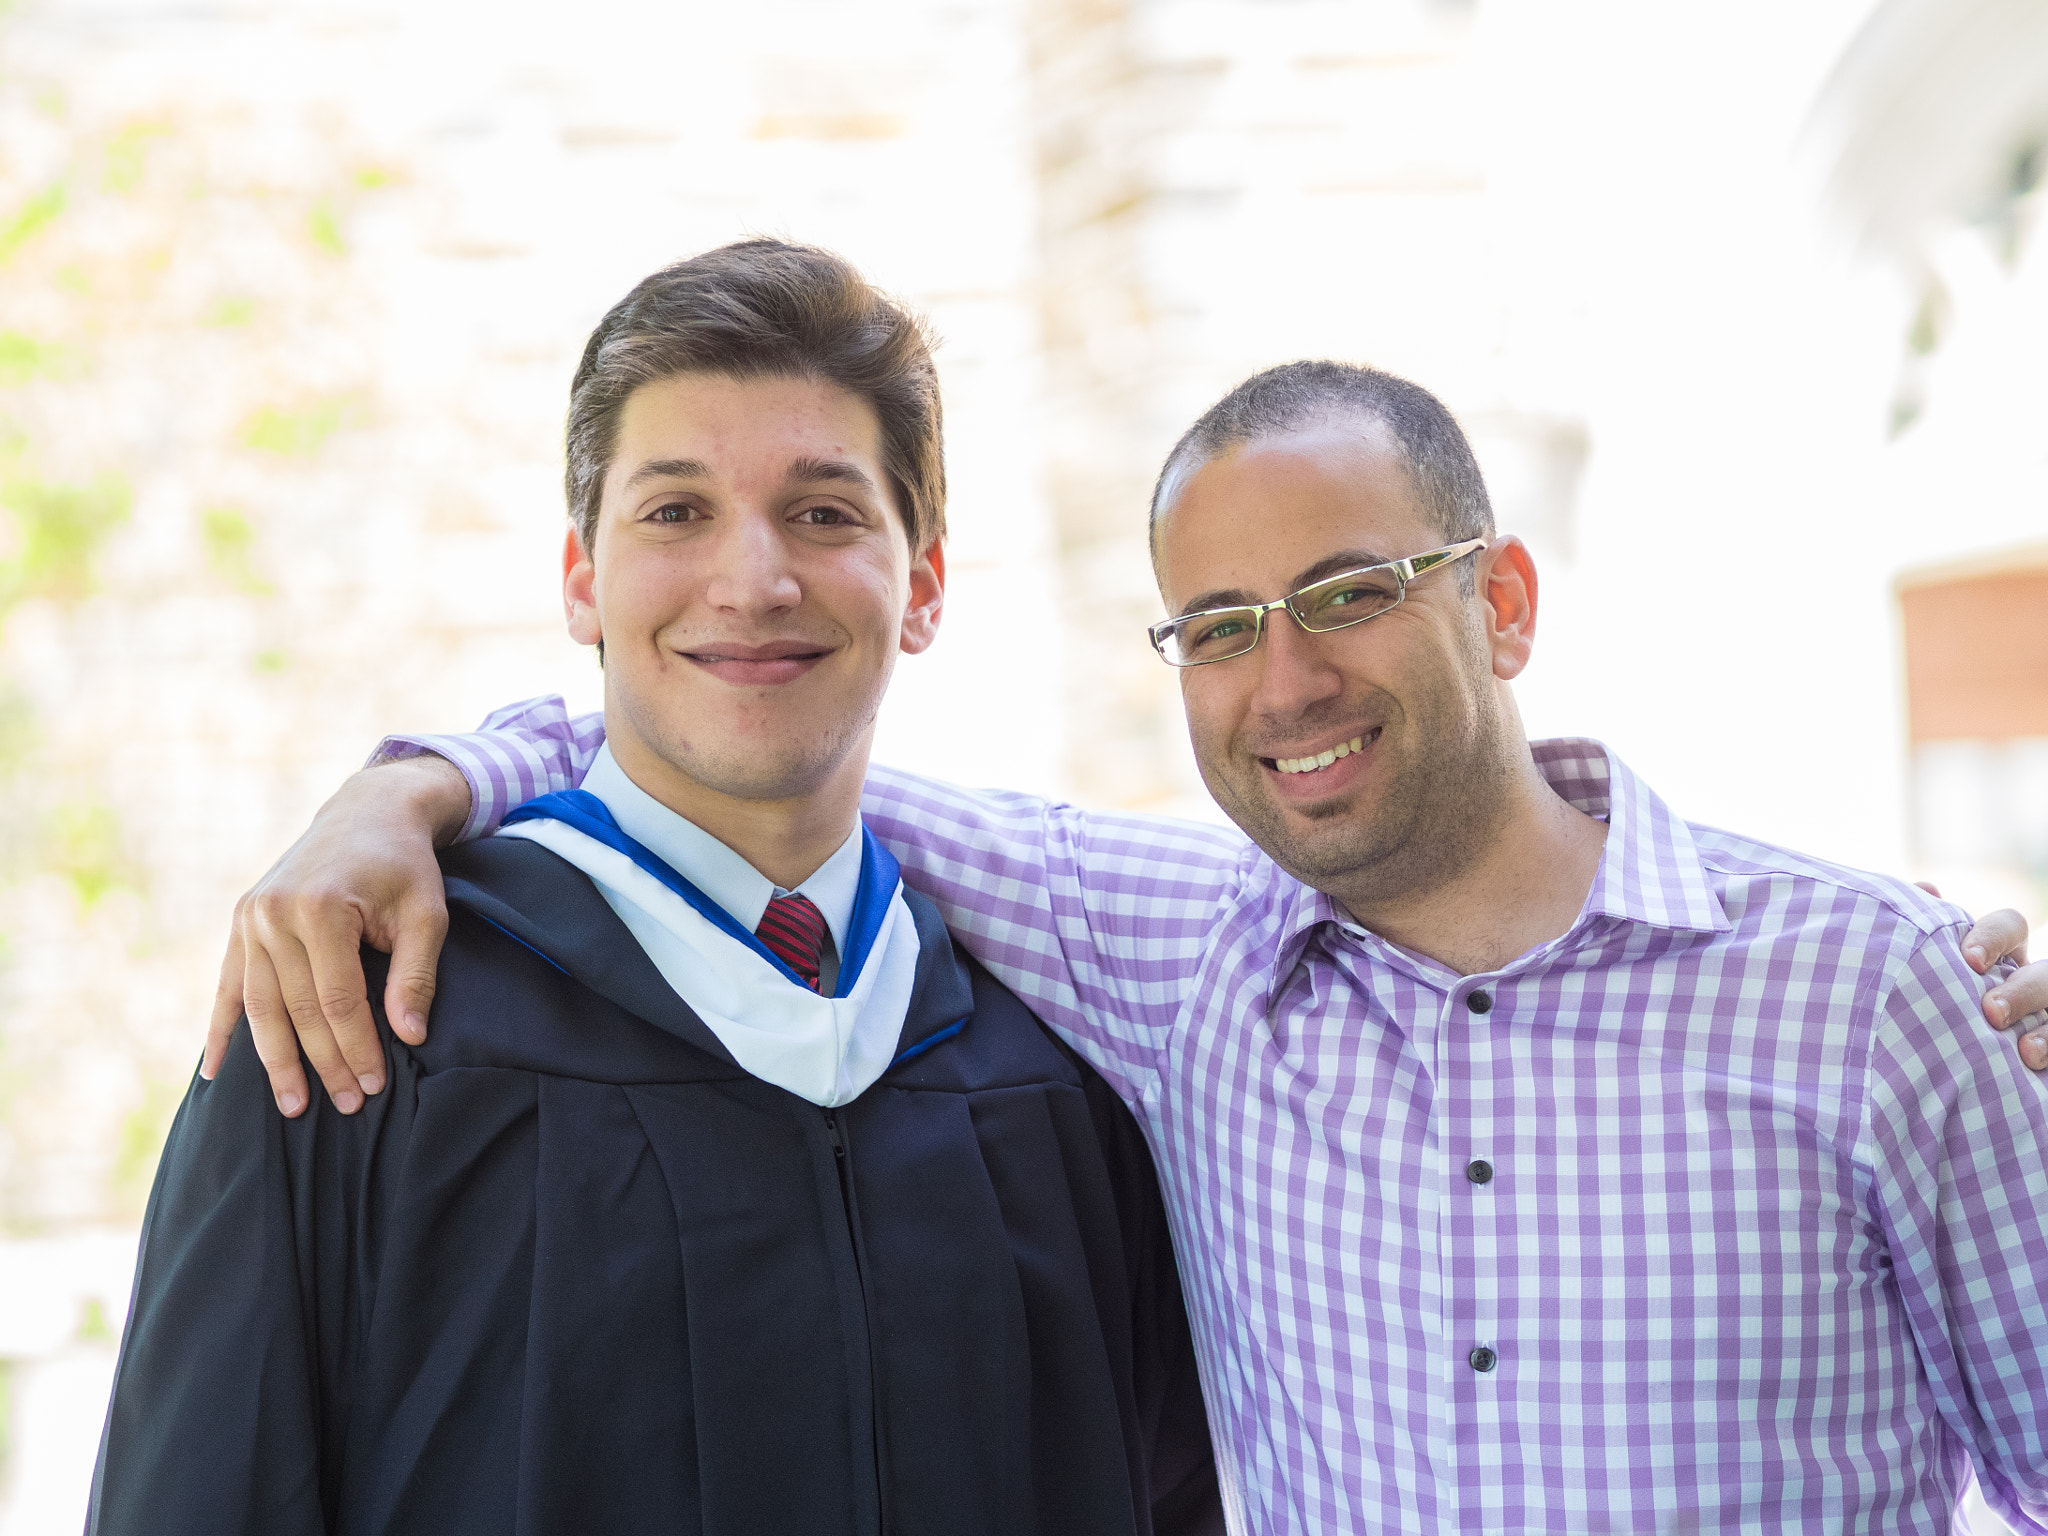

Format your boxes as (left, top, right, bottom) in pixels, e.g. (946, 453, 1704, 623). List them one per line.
(1397, 538, 1490, 580)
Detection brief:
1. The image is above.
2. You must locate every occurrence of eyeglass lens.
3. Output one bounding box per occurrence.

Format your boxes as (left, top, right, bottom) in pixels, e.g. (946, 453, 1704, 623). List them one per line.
(1158, 566, 1406, 666)
(1291, 567, 1403, 631)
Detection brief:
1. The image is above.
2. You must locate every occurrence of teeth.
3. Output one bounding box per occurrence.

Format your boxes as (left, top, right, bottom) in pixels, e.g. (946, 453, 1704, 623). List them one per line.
(1274, 735, 1367, 774)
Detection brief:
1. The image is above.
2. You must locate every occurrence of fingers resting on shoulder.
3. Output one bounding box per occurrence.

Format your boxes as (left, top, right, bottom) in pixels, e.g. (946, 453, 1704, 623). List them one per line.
(1954, 905, 2048, 1069)
(201, 755, 472, 1116)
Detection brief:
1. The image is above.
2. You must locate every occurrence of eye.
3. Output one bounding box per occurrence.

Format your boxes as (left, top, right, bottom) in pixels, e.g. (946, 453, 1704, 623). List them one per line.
(646, 500, 699, 525)
(1329, 576, 1393, 605)
(1182, 614, 1252, 655)
(1305, 574, 1398, 618)
(793, 503, 859, 528)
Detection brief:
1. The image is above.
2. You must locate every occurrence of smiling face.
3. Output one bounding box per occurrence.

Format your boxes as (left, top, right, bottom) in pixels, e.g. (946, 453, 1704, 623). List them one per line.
(1153, 415, 1521, 904)
(565, 371, 942, 822)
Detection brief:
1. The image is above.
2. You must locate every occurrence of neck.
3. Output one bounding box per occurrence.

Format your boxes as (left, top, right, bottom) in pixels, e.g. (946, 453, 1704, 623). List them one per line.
(602, 718, 865, 893)
(1334, 748, 1608, 977)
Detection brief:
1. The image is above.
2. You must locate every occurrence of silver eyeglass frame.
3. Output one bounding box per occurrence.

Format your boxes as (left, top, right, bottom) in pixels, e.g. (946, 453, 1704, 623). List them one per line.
(1147, 538, 1490, 668)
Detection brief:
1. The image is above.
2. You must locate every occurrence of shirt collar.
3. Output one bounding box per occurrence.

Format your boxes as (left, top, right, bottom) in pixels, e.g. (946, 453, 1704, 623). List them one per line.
(580, 744, 865, 954)
(1536, 738, 1729, 936)
(1268, 737, 1730, 992)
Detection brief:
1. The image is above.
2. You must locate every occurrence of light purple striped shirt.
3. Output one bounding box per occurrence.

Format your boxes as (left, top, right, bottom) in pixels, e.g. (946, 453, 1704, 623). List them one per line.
(384, 697, 2048, 1535)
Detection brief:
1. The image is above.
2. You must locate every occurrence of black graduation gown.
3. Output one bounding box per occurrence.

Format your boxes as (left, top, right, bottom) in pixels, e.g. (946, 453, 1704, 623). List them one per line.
(88, 836, 1222, 1536)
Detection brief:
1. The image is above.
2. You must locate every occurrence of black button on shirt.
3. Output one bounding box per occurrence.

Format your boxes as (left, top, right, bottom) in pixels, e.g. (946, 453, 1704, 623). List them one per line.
(1466, 989, 1492, 1014)
(1466, 1159, 1493, 1185)
(1469, 1346, 1497, 1372)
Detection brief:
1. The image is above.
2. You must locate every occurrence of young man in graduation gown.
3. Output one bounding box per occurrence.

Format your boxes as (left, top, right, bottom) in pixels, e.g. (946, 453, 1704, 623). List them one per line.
(88, 240, 1222, 1536)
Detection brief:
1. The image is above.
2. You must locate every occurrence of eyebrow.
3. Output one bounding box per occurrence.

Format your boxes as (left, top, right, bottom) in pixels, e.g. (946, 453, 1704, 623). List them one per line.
(623, 457, 710, 489)
(784, 456, 880, 494)
(621, 456, 880, 496)
(1176, 548, 1397, 617)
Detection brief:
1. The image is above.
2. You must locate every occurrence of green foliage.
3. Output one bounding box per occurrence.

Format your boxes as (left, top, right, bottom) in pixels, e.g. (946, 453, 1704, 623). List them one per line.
(238, 397, 357, 457)
(0, 470, 132, 605)
(103, 122, 169, 195)
(112, 1078, 181, 1208)
(353, 165, 399, 190)
(0, 331, 66, 386)
(1907, 292, 1944, 356)
(0, 980, 16, 1126)
(203, 295, 256, 328)
(78, 1297, 114, 1343)
(307, 197, 346, 256)
(0, 181, 66, 265)
(0, 687, 36, 779)
(201, 505, 272, 594)
(253, 647, 289, 673)
(46, 803, 129, 909)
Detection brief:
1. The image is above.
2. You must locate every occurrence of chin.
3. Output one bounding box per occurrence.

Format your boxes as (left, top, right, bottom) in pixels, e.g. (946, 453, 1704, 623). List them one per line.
(677, 745, 840, 805)
(1205, 770, 1382, 886)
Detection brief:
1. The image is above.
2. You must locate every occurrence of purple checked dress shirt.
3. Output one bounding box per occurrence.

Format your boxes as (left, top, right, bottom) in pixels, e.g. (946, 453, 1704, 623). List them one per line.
(384, 697, 2048, 1535)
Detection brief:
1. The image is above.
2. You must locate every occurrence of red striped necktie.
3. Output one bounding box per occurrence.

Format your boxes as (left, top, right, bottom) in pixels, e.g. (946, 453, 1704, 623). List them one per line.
(755, 893, 828, 991)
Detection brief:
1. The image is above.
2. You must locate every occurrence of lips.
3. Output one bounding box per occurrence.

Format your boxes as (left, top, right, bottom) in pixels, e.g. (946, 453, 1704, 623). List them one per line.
(679, 638, 834, 685)
(684, 640, 831, 662)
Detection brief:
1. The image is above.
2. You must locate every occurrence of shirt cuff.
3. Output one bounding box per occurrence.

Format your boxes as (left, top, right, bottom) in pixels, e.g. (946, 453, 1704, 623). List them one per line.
(367, 732, 561, 842)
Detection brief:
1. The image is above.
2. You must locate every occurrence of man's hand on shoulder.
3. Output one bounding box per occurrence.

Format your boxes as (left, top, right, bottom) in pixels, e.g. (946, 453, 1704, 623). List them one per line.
(1933, 895, 2048, 1069)
(204, 754, 472, 1116)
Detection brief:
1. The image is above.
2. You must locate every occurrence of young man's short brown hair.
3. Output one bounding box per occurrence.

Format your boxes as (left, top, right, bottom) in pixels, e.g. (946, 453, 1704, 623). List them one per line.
(565, 238, 946, 555)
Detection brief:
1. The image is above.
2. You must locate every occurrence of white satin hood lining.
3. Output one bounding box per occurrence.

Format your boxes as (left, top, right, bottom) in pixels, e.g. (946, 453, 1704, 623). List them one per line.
(495, 818, 920, 1108)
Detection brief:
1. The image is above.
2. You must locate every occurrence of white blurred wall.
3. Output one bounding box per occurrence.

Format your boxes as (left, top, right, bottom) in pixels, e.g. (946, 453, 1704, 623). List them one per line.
(0, 0, 2042, 1530)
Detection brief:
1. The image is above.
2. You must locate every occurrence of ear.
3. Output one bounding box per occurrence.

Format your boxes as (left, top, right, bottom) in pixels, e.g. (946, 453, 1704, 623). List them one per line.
(563, 524, 601, 647)
(899, 538, 946, 656)
(1477, 535, 1538, 681)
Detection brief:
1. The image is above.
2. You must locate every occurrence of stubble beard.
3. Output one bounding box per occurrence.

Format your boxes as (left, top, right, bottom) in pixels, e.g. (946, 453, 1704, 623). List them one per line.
(610, 674, 884, 807)
(1204, 677, 1518, 918)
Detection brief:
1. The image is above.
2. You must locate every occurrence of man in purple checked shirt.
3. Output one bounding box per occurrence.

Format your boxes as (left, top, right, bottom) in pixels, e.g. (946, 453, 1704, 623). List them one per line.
(215, 357, 2048, 1533)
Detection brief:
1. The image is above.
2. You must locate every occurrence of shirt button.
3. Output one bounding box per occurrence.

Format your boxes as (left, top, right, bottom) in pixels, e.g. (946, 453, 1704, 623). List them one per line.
(1466, 1159, 1494, 1184)
(1466, 989, 1493, 1014)
(1469, 1346, 1498, 1372)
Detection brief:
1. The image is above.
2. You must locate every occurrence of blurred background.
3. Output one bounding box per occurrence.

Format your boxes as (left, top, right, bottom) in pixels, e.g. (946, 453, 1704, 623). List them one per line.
(0, 0, 2043, 1528)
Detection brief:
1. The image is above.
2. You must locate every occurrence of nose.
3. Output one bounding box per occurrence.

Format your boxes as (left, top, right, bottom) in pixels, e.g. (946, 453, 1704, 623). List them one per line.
(1244, 608, 1344, 723)
(702, 508, 802, 617)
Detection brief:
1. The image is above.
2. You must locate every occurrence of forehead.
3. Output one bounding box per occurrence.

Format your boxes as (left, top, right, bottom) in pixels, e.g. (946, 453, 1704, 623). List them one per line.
(1153, 419, 1436, 607)
(608, 372, 884, 483)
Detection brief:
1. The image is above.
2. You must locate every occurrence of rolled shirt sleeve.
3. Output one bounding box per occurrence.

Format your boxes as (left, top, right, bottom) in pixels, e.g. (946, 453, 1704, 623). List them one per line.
(371, 695, 607, 842)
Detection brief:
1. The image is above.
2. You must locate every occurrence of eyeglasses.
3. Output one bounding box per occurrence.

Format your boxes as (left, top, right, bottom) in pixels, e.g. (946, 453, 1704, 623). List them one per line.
(1147, 539, 1489, 668)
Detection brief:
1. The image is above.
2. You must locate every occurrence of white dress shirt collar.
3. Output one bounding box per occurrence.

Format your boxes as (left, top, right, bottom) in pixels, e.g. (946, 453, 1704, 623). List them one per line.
(581, 744, 864, 954)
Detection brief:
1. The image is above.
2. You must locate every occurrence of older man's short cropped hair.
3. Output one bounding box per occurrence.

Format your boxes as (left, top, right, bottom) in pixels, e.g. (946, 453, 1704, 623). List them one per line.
(1150, 360, 1495, 580)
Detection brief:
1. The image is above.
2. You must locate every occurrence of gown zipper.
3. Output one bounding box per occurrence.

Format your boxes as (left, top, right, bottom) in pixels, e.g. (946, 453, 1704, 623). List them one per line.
(822, 1106, 886, 1533)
